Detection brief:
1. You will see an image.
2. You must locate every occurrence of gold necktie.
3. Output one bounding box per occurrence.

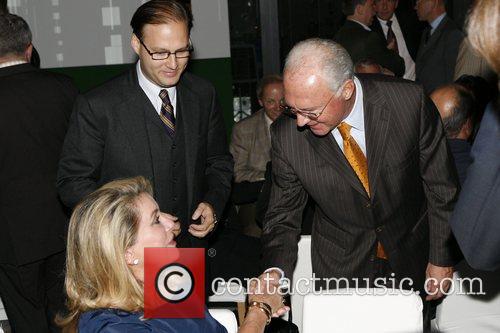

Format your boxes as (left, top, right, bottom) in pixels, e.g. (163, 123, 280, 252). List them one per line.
(337, 122, 387, 259)
(337, 122, 370, 196)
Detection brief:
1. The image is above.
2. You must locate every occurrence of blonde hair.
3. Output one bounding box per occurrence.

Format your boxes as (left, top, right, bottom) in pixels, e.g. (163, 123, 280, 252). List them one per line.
(467, 0, 500, 74)
(58, 176, 153, 332)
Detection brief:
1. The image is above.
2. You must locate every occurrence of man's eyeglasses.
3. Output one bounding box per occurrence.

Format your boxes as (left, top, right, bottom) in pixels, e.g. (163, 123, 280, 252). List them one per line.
(139, 39, 193, 60)
(280, 93, 335, 120)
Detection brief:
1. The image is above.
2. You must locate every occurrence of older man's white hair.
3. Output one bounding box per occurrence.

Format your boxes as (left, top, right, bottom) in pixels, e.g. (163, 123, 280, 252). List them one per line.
(284, 38, 354, 95)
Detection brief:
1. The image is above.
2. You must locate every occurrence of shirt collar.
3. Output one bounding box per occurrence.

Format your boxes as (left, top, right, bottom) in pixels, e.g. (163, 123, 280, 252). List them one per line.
(377, 13, 397, 25)
(136, 60, 176, 104)
(342, 77, 365, 132)
(0, 60, 28, 69)
(349, 19, 371, 31)
(430, 13, 446, 34)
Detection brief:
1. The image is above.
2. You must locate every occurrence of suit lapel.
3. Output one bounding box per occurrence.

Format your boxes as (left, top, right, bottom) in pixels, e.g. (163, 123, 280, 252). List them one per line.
(359, 78, 390, 200)
(417, 16, 449, 61)
(117, 69, 159, 185)
(305, 130, 369, 199)
(177, 78, 200, 208)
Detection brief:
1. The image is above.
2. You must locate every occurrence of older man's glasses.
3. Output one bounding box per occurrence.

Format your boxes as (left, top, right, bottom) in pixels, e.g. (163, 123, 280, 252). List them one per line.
(280, 93, 335, 120)
(139, 39, 193, 60)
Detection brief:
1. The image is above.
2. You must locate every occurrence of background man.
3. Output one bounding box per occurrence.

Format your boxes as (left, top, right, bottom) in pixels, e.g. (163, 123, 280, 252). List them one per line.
(430, 84, 475, 185)
(371, 0, 423, 80)
(57, 0, 233, 248)
(335, 0, 405, 77)
(230, 75, 284, 184)
(261, 39, 460, 329)
(415, 0, 463, 94)
(0, 13, 78, 332)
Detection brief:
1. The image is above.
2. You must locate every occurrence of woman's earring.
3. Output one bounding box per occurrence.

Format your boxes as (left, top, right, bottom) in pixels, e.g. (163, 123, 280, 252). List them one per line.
(133, 259, 139, 265)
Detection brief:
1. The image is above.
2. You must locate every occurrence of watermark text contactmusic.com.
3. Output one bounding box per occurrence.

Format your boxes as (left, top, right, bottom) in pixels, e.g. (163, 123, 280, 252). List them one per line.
(211, 273, 486, 297)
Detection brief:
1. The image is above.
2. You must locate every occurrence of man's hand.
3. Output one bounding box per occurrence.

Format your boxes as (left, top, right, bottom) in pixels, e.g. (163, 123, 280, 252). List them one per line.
(425, 263, 454, 301)
(188, 202, 217, 238)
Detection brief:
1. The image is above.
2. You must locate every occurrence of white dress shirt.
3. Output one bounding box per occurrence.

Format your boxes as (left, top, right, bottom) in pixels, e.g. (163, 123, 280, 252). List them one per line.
(136, 61, 177, 116)
(332, 77, 367, 156)
(377, 15, 416, 80)
(349, 19, 371, 31)
(430, 13, 446, 35)
(0, 60, 27, 69)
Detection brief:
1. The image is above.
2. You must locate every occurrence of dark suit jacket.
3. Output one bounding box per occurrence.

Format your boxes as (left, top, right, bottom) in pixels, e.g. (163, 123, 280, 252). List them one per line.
(57, 67, 233, 247)
(448, 138, 472, 186)
(370, 13, 423, 61)
(262, 74, 460, 291)
(450, 102, 500, 270)
(416, 15, 464, 94)
(0, 64, 78, 265)
(334, 20, 405, 77)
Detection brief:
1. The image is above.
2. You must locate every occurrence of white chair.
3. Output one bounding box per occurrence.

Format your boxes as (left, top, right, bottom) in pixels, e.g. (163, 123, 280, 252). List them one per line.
(208, 281, 247, 324)
(208, 308, 238, 333)
(302, 289, 423, 333)
(290, 235, 312, 332)
(435, 262, 500, 332)
(0, 297, 8, 333)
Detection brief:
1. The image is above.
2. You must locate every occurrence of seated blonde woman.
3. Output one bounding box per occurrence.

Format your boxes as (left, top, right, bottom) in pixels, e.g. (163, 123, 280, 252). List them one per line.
(58, 176, 286, 333)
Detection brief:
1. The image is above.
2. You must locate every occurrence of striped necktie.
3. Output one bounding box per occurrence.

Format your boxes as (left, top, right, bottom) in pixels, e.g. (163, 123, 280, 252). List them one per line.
(159, 89, 175, 138)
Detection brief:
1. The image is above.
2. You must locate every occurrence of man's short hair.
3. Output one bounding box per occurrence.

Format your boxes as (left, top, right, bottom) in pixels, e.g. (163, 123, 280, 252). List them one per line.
(441, 84, 475, 138)
(256, 75, 283, 99)
(284, 38, 354, 95)
(342, 0, 369, 16)
(130, 0, 192, 40)
(0, 13, 32, 58)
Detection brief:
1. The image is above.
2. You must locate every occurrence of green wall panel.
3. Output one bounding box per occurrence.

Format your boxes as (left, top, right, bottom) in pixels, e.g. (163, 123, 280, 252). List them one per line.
(48, 57, 234, 134)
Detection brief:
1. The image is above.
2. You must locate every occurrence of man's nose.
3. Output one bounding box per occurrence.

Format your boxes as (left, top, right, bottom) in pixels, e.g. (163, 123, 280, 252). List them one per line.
(296, 114, 310, 127)
(165, 54, 178, 69)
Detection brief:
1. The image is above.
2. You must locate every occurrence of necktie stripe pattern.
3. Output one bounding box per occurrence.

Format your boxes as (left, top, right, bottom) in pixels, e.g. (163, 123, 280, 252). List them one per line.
(159, 89, 175, 137)
(386, 20, 399, 54)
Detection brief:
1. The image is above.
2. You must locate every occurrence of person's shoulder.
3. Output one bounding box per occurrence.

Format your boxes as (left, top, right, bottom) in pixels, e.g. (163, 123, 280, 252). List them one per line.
(234, 109, 265, 130)
(83, 67, 135, 102)
(358, 74, 423, 95)
(78, 309, 148, 333)
(179, 71, 216, 94)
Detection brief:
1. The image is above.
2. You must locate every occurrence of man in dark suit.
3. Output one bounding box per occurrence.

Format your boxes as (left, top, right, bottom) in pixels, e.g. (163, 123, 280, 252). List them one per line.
(415, 0, 464, 94)
(57, 0, 233, 248)
(430, 84, 474, 185)
(371, 0, 424, 80)
(259, 39, 460, 319)
(0, 14, 78, 332)
(335, 0, 405, 77)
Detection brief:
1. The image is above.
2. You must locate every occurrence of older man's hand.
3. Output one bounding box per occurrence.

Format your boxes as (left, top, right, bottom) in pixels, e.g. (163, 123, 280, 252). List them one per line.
(250, 270, 289, 317)
(425, 263, 454, 300)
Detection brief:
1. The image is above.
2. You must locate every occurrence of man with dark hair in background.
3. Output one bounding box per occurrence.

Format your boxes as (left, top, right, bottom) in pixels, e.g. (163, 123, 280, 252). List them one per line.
(57, 0, 233, 248)
(0, 13, 78, 332)
(415, 0, 463, 94)
(335, 0, 405, 77)
(371, 0, 423, 80)
(430, 84, 475, 184)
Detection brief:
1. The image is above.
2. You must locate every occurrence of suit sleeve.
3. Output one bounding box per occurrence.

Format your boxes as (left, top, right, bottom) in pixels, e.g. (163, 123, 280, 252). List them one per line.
(57, 95, 104, 208)
(367, 33, 406, 77)
(201, 86, 234, 219)
(261, 126, 308, 279)
(450, 104, 500, 270)
(418, 89, 461, 267)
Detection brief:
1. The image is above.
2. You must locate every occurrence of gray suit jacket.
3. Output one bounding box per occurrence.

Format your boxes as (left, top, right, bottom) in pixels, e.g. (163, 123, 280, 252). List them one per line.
(262, 74, 460, 291)
(416, 15, 464, 94)
(230, 109, 271, 183)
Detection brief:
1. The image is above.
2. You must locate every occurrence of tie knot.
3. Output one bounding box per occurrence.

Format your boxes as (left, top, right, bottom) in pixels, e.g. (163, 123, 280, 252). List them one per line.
(337, 122, 351, 141)
(386, 20, 392, 27)
(159, 89, 171, 104)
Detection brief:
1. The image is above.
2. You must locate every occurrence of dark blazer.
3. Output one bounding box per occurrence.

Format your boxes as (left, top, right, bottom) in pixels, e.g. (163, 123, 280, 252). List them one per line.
(334, 20, 405, 77)
(416, 15, 464, 94)
(448, 138, 472, 186)
(370, 13, 423, 61)
(262, 74, 460, 291)
(450, 102, 500, 271)
(57, 67, 233, 247)
(0, 64, 78, 265)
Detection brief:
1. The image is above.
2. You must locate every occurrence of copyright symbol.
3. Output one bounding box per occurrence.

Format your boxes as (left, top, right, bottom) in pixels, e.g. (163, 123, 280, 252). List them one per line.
(155, 263, 194, 303)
